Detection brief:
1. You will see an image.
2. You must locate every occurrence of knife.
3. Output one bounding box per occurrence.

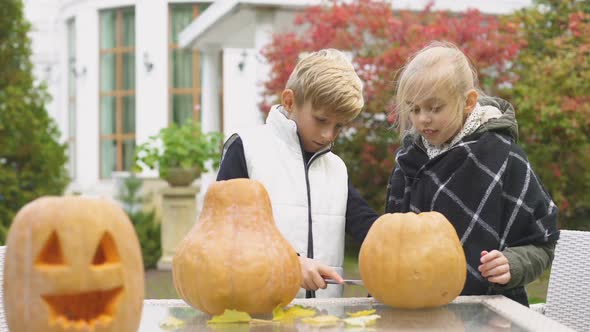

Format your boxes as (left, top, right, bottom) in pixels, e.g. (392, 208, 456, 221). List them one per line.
(325, 279, 364, 286)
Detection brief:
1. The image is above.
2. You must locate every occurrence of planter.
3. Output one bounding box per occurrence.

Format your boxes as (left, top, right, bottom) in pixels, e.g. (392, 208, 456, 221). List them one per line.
(164, 167, 201, 187)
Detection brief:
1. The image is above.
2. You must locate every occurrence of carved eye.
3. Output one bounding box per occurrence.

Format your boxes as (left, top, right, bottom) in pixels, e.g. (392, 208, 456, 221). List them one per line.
(36, 231, 65, 267)
(92, 232, 120, 266)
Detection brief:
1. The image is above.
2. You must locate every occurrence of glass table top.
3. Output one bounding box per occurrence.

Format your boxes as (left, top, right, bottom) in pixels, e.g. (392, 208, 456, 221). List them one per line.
(138, 296, 551, 331)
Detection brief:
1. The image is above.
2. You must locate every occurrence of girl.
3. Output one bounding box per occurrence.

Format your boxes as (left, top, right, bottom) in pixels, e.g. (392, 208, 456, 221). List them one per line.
(387, 41, 559, 306)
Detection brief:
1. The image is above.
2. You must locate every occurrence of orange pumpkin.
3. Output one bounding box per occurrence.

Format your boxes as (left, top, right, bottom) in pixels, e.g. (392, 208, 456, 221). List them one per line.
(3, 196, 144, 332)
(172, 179, 301, 315)
(359, 212, 466, 309)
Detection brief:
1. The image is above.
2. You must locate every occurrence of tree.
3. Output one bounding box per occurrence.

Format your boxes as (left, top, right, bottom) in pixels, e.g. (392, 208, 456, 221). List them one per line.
(0, 0, 69, 243)
(261, 0, 522, 212)
(507, 0, 590, 229)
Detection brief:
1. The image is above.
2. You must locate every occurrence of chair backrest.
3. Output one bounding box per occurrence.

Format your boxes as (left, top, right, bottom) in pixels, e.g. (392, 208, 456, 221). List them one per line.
(545, 230, 590, 331)
(0, 245, 6, 331)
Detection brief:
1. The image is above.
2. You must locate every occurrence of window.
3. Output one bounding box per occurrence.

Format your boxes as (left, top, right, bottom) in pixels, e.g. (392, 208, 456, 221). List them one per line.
(99, 7, 135, 178)
(67, 18, 76, 179)
(169, 3, 210, 125)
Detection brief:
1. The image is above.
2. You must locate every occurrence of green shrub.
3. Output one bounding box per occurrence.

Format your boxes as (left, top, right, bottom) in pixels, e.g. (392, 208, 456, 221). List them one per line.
(506, 0, 590, 229)
(134, 120, 222, 179)
(0, 0, 69, 243)
(117, 174, 161, 269)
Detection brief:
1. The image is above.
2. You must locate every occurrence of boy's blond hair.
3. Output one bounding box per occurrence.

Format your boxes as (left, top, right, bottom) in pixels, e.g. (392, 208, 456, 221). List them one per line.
(395, 41, 481, 134)
(286, 49, 364, 121)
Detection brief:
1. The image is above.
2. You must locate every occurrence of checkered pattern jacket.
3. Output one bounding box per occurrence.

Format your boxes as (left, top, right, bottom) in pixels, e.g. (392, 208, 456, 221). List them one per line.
(385, 100, 559, 299)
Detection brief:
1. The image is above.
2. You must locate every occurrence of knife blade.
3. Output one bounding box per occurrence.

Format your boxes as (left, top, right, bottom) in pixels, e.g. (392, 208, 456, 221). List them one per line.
(325, 279, 364, 286)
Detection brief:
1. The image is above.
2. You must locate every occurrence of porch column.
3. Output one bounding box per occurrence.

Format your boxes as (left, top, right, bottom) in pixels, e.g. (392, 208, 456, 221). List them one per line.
(200, 45, 222, 134)
(197, 45, 222, 216)
(157, 186, 200, 270)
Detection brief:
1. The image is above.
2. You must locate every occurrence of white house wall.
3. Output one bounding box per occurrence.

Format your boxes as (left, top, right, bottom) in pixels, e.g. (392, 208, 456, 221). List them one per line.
(24, 0, 62, 137)
(222, 48, 264, 137)
(134, 1, 169, 155)
(69, 4, 101, 195)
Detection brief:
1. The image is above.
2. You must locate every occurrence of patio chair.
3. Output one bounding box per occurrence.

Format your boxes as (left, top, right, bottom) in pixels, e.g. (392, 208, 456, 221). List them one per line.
(530, 230, 590, 332)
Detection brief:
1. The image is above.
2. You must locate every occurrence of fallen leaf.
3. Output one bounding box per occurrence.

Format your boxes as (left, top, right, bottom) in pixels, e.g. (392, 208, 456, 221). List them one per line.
(342, 314, 381, 327)
(207, 309, 252, 324)
(159, 316, 186, 330)
(273, 304, 316, 321)
(249, 318, 279, 326)
(346, 309, 377, 317)
(300, 315, 341, 326)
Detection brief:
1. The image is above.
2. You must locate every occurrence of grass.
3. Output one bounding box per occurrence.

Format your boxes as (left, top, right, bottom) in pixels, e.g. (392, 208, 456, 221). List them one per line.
(525, 268, 551, 304)
(342, 252, 367, 297)
(145, 254, 551, 302)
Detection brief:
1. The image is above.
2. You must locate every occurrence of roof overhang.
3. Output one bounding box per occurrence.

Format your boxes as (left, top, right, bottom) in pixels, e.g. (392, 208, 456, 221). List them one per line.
(179, 0, 320, 49)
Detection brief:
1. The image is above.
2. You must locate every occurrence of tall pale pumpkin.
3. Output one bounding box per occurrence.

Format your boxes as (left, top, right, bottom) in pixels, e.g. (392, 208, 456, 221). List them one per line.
(3, 196, 144, 332)
(172, 179, 301, 315)
(359, 212, 466, 309)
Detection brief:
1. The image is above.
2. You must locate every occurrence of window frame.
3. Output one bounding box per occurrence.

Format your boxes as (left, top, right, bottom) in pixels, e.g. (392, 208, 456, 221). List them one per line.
(168, 3, 206, 126)
(98, 7, 136, 179)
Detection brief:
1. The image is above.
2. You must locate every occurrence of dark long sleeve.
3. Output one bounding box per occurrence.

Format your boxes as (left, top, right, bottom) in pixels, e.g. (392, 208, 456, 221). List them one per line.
(345, 182, 379, 244)
(493, 241, 556, 291)
(216, 135, 249, 181)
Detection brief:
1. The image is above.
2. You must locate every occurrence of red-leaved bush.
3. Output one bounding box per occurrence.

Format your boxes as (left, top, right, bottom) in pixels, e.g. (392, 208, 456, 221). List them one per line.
(261, 0, 523, 212)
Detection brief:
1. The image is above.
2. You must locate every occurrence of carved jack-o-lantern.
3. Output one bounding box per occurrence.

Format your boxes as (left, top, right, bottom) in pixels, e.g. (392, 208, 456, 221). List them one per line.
(3, 196, 144, 332)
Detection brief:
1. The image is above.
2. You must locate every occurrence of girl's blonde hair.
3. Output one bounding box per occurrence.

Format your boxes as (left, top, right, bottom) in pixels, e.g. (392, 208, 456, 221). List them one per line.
(286, 49, 364, 121)
(394, 41, 481, 134)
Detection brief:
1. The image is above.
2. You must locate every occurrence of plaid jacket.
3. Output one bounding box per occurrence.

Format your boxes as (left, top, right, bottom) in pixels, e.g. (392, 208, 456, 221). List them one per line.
(385, 100, 559, 303)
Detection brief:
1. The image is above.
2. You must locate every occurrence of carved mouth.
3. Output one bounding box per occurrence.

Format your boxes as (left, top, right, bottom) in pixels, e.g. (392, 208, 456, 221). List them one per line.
(42, 286, 123, 328)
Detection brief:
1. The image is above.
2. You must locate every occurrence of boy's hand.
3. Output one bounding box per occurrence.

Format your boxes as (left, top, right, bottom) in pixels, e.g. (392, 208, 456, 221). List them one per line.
(298, 256, 344, 290)
(479, 250, 511, 285)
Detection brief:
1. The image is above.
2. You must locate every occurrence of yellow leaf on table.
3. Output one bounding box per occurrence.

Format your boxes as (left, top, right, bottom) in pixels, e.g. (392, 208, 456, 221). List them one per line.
(249, 318, 279, 326)
(207, 309, 252, 324)
(300, 315, 341, 326)
(272, 304, 316, 322)
(346, 309, 377, 317)
(342, 314, 381, 327)
(159, 316, 186, 330)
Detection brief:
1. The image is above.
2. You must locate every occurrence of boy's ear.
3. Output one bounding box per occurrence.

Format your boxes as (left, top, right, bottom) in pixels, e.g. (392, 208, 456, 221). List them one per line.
(281, 89, 295, 113)
(464, 89, 478, 114)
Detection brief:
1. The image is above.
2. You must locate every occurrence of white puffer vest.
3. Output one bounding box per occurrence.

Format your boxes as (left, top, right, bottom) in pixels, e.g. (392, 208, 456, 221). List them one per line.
(226, 106, 348, 298)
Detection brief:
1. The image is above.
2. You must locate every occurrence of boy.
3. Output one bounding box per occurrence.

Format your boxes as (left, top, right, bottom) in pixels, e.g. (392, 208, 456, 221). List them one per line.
(217, 49, 378, 298)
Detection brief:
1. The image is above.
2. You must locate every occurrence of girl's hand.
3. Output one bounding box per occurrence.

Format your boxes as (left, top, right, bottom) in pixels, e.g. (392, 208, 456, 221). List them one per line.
(479, 250, 511, 285)
(298, 256, 344, 290)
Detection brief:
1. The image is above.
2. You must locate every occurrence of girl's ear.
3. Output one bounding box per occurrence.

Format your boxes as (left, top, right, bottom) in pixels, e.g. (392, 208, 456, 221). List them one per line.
(464, 89, 478, 114)
(281, 89, 295, 113)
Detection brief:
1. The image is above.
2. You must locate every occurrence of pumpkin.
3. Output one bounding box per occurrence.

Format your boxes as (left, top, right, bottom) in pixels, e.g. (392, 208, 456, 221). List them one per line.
(172, 178, 301, 315)
(3, 196, 144, 332)
(359, 212, 466, 309)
